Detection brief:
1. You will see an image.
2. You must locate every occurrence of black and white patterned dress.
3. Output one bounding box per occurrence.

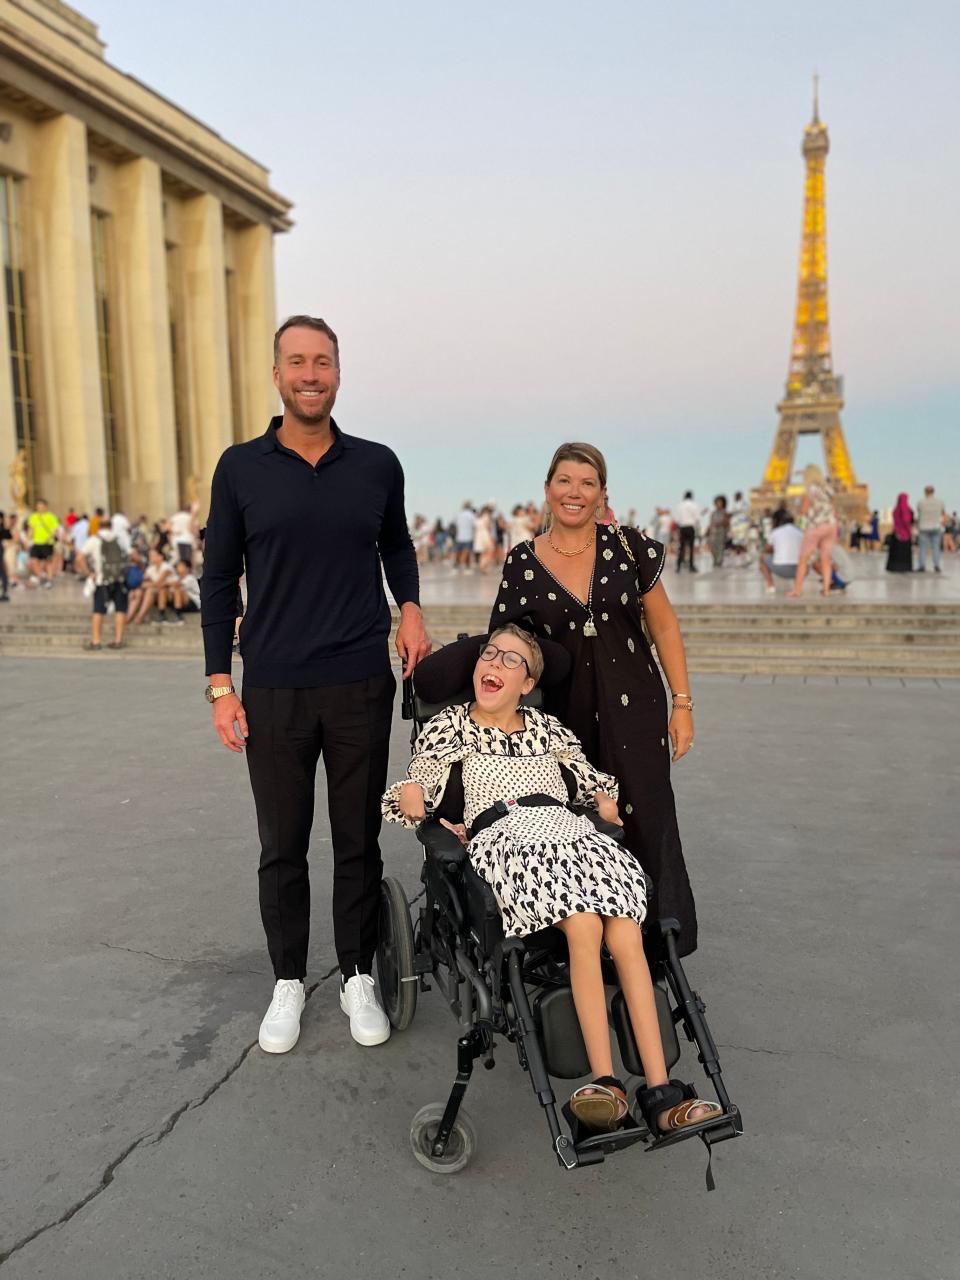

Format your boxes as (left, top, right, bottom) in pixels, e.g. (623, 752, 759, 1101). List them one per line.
(382, 703, 648, 938)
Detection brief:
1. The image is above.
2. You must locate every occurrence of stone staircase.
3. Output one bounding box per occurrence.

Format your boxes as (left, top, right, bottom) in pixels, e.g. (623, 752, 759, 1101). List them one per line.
(1, 598, 958, 678)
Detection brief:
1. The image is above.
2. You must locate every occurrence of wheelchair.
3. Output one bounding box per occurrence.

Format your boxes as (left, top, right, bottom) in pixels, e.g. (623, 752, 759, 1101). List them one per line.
(376, 664, 743, 1183)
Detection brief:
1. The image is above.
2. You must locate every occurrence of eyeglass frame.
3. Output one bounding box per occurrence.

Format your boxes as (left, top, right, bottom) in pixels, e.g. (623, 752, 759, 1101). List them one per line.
(478, 642, 530, 673)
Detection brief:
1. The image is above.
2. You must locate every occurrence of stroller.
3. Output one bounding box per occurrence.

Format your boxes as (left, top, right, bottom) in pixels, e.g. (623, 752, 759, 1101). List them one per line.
(375, 642, 742, 1182)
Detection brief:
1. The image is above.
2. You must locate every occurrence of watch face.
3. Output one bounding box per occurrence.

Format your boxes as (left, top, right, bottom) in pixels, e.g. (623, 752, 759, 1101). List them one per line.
(205, 686, 214, 703)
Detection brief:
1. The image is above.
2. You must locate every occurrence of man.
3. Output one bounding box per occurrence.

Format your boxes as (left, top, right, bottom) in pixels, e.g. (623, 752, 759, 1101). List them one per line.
(915, 485, 945, 573)
(110, 509, 132, 555)
(759, 511, 805, 592)
(201, 315, 431, 1056)
(674, 490, 699, 572)
(453, 501, 475, 571)
(81, 516, 129, 650)
(169, 502, 196, 567)
(27, 498, 60, 588)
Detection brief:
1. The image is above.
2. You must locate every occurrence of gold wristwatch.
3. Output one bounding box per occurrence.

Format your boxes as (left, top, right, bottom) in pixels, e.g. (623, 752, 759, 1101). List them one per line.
(205, 684, 235, 703)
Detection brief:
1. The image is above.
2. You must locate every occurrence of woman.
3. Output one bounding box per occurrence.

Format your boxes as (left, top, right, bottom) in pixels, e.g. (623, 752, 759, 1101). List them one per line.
(508, 504, 533, 551)
(473, 505, 496, 573)
(886, 494, 914, 572)
(787, 465, 837, 598)
(385, 624, 718, 1131)
(490, 442, 697, 959)
(708, 495, 729, 568)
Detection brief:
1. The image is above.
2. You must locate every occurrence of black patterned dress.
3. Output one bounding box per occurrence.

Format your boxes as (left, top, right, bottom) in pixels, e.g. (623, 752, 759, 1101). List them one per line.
(382, 704, 648, 938)
(490, 525, 698, 958)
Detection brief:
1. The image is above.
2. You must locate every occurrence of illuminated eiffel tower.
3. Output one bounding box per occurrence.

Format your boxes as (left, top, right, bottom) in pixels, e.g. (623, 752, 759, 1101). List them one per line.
(751, 81, 869, 520)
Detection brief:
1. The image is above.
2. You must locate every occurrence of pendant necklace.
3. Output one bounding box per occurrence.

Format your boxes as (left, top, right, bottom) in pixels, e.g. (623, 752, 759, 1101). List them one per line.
(583, 577, 597, 637)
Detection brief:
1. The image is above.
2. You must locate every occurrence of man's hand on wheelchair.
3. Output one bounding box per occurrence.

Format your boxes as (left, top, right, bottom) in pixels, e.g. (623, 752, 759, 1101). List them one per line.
(398, 782, 427, 822)
(594, 791, 623, 826)
(395, 603, 433, 679)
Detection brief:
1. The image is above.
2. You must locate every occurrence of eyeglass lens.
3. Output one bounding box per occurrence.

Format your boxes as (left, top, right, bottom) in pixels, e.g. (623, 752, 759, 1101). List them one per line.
(479, 644, 525, 670)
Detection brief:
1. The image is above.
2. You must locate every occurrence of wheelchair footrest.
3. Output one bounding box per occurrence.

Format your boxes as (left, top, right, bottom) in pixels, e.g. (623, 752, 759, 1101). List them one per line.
(562, 1104, 649, 1159)
(643, 1105, 743, 1153)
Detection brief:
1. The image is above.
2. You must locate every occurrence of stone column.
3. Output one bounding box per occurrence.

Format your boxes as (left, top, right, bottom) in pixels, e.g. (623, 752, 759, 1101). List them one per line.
(233, 221, 278, 436)
(30, 114, 106, 511)
(0, 259, 16, 511)
(113, 157, 179, 519)
(181, 193, 231, 513)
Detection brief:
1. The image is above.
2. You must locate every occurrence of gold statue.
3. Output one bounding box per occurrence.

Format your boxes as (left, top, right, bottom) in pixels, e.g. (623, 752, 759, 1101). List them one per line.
(9, 448, 27, 517)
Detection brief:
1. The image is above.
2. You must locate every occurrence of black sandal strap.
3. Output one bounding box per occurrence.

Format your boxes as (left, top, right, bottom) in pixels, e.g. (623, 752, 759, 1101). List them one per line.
(592, 1075, 626, 1093)
(636, 1077, 693, 1129)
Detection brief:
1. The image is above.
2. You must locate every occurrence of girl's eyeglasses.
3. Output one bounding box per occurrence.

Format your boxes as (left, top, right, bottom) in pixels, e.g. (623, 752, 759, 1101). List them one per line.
(478, 643, 529, 672)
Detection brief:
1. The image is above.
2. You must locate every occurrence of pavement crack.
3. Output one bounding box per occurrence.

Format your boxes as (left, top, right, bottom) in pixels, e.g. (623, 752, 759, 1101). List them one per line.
(99, 941, 268, 977)
(718, 1041, 849, 1061)
(0, 970, 338, 1266)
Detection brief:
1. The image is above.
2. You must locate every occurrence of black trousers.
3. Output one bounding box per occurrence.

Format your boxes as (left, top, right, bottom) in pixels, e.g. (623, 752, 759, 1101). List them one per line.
(243, 673, 396, 981)
(677, 525, 696, 569)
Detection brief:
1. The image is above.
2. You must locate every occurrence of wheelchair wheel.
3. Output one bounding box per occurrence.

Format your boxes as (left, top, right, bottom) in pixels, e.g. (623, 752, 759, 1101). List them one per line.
(376, 877, 417, 1031)
(410, 1103, 477, 1174)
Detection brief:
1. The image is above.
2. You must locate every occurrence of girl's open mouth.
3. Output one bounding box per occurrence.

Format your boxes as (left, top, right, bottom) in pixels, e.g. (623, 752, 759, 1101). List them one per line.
(480, 675, 503, 693)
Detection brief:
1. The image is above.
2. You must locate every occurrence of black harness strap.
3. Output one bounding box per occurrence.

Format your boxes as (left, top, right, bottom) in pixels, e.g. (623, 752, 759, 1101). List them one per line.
(468, 794, 567, 840)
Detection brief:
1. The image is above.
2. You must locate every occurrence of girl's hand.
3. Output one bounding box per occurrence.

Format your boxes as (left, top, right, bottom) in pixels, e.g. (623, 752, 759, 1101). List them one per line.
(439, 819, 469, 847)
(398, 782, 427, 821)
(595, 791, 623, 826)
(668, 710, 694, 763)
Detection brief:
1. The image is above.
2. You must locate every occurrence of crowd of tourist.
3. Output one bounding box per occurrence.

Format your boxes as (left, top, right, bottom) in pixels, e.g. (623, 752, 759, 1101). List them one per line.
(0, 498, 206, 649)
(407, 480, 958, 590)
(0, 479, 954, 635)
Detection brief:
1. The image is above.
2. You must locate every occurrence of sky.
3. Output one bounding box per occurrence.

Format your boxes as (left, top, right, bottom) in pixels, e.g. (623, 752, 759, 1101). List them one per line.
(93, 0, 959, 522)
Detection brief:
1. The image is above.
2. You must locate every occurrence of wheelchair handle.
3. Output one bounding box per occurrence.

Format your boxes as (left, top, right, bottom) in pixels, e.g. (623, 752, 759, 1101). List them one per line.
(401, 675, 415, 721)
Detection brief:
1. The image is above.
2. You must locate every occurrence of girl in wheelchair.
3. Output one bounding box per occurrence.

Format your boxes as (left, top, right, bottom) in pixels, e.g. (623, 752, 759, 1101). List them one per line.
(383, 623, 721, 1136)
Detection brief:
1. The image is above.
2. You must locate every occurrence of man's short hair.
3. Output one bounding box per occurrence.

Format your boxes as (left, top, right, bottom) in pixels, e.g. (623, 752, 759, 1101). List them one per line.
(273, 315, 339, 367)
(683, 490, 693, 500)
(489, 622, 544, 684)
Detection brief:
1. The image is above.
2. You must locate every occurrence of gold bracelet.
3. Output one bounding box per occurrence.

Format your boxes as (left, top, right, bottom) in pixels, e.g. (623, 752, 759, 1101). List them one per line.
(672, 699, 694, 711)
(671, 691, 691, 698)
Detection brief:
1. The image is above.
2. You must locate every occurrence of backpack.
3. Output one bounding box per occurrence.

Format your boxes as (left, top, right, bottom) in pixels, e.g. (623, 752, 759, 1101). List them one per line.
(100, 536, 126, 586)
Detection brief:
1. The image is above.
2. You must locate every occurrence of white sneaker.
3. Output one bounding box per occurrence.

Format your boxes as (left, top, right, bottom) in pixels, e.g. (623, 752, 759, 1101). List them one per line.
(339, 970, 390, 1046)
(258, 979, 305, 1054)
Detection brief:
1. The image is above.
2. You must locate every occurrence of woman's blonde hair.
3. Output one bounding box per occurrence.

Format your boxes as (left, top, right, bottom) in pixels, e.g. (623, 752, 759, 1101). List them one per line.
(489, 622, 544, 683)
(541, 442, 608, 532)
(803, 463, 824, 486)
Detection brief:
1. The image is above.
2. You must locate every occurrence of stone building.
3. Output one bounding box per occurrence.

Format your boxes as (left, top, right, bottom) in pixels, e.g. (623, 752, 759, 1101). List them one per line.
(0, 0, 291, 517)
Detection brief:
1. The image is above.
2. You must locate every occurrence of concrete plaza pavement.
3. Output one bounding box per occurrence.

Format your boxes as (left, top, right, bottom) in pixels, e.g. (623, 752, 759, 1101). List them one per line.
(1, 657, 957, 1278)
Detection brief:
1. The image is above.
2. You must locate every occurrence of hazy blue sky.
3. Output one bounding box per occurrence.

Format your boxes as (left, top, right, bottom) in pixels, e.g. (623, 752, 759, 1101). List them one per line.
(95, 0, 959, 521)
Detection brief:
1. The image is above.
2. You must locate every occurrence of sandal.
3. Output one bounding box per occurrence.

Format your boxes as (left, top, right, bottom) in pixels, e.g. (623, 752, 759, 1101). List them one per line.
(569, 1076, 628, 1131)
(637, 1079, 723, 1134)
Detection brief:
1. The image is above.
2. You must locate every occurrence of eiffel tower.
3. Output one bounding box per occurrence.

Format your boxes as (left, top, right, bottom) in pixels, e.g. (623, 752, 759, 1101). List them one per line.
(751, 81, 869, 521)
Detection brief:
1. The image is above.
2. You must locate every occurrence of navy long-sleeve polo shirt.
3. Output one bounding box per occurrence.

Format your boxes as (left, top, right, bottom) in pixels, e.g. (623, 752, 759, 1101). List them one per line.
(200, 417, 420, 687)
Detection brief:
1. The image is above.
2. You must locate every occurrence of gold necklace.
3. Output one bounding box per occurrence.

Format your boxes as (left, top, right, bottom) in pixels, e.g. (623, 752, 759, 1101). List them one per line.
(547, 530, 596, 557)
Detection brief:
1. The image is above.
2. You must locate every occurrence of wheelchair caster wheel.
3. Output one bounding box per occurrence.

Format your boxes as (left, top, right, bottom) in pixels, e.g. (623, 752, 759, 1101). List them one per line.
(410, 1103, 477, 1174)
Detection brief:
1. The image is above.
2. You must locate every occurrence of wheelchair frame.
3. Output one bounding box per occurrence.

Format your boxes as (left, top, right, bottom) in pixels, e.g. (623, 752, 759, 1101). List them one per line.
(376, 677, 742, 1179)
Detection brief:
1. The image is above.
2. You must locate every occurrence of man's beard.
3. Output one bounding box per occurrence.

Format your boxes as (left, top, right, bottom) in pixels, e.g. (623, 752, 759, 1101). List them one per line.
(278, 383, 336, 425)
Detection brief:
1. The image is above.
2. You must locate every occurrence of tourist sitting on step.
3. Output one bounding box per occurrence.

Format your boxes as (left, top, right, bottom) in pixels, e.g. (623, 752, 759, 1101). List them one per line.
(129, 547, 180, 625)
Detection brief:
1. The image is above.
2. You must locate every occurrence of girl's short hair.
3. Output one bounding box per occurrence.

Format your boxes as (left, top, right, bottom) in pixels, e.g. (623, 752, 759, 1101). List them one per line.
(489, 622, 544, 683)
